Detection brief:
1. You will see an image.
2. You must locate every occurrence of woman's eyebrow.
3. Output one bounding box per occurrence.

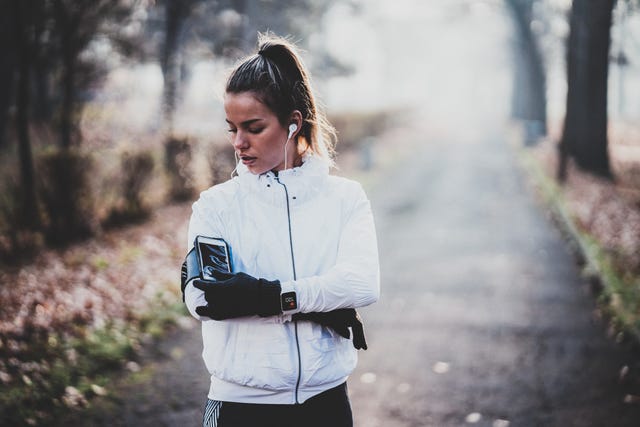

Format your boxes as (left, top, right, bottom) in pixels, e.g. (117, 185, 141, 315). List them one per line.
(225, 118, 264, 126)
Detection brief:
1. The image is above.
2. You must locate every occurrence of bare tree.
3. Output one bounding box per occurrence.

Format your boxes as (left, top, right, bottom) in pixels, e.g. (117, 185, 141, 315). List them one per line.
(3, 0, 143, 245)
(51, 0, 139, 149)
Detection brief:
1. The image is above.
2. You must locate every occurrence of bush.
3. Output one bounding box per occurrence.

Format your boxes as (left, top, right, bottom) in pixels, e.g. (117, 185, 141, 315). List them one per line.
(103, 150, 155, 228)
(37, 148, 94, 246)
(164, 137, 195, 202)
(0, 178, 43, 263)
(0, 325, 136, 426)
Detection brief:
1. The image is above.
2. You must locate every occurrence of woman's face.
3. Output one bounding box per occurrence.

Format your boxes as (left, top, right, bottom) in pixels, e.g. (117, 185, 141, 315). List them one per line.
(224, 92, 296, 175)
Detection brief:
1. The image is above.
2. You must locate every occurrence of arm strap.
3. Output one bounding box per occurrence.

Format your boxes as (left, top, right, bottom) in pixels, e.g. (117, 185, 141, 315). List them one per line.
(180, 248, 200, 302)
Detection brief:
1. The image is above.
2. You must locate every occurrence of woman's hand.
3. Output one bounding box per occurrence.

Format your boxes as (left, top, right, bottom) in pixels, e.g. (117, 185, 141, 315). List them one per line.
(293, 309, 368, 350)
(192, 271, 282, 320)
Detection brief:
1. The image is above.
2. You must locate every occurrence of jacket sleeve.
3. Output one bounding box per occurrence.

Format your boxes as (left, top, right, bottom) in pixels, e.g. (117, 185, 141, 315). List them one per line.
(280, 184, 380, 313)
(183, 195, 223, 321)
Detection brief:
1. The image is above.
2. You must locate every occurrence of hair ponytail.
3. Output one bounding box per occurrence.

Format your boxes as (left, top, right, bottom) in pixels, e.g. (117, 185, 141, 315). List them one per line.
(225, 33, 337, 165)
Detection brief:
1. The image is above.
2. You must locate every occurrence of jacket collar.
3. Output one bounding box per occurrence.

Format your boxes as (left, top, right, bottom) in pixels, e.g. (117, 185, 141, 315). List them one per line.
(236, 153, 330, 206)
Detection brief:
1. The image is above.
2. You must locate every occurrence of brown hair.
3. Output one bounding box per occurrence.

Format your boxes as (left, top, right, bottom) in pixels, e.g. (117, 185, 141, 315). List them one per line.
(225, 33, 336, 164)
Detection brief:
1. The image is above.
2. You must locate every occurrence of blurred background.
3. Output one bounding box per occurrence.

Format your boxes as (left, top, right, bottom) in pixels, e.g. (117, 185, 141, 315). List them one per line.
(1, 0, 639, 251)
(1, 0, 640, 425)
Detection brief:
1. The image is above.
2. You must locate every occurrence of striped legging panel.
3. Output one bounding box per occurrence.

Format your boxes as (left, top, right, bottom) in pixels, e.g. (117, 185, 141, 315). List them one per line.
(203, 399, 222, 427)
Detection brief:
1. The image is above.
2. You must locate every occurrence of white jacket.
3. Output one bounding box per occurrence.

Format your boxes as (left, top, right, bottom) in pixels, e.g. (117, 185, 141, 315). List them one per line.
(184, 154, 380, 404)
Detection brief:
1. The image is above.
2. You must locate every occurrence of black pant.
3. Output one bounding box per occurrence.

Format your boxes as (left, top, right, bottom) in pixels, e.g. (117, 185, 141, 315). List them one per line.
(203, 382, 353, 427)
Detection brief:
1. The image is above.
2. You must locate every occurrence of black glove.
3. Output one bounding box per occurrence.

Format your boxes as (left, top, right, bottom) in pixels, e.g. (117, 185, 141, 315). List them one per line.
(192, 271, 282, 320)
(293, 309, 368, 350)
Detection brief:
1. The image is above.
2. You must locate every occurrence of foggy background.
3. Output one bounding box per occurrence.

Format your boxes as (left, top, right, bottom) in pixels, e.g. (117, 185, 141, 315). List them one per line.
(2, 1, 640, 426)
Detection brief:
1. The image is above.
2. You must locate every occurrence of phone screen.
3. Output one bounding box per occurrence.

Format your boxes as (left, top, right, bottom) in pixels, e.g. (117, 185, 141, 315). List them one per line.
(196, 237, 231, 281)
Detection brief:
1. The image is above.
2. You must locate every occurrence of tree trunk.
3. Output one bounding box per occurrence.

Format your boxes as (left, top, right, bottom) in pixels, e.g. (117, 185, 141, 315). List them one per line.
(60, 48, 75, 149)
(580, 0, 613, 176)
(559, 0, 613, 180)
(14, 0, 40, 228)
(32, 3, 52, 122)
(59, 17, 77, 151)
(507, 0, 547, 145)
(53, 0, 78, 150)
(230, 0, 249, 51)
(0, 1, 16, 150)
(161, 0, 190, 137)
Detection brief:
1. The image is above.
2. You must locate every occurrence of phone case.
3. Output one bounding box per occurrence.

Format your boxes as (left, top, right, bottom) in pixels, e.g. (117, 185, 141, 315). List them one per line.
(194, 236, 232, 281)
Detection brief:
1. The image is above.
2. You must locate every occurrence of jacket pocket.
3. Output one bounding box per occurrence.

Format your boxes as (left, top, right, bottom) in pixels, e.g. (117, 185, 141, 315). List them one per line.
(216, 320, 297, 391)
(300, 323, 358, 388)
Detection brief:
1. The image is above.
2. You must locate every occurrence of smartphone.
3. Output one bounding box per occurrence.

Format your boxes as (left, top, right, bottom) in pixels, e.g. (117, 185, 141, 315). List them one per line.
(194, 235, 232, 281)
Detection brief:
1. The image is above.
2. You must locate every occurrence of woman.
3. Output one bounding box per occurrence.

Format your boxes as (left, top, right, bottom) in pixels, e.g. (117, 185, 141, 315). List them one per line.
(182, 33, 380, 427)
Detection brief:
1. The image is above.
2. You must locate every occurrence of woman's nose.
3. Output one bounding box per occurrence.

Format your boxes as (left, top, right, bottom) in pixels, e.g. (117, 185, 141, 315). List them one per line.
(231, 131, 249, 150)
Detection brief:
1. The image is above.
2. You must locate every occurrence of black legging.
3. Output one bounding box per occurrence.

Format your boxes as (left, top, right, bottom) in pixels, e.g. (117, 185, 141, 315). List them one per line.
(203, 382, 353, 427)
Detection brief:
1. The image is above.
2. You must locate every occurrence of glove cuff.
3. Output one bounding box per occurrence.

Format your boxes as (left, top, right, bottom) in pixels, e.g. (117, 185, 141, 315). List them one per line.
(258, 279, 283, 317)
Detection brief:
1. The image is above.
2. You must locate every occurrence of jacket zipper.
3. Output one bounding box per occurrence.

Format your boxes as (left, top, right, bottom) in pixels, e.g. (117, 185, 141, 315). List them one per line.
(274, 175, 302, 404)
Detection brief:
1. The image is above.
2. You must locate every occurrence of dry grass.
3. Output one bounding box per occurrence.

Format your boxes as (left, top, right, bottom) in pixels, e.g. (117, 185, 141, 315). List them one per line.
(521, 120, 640, 337)
(0, 203, 190, 424)
(532, 122, 640, 274)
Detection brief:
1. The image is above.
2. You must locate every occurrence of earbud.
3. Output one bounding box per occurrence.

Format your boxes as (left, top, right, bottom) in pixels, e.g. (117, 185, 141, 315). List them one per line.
(288, 123, 297, 139)
(283, 123, 298, 171)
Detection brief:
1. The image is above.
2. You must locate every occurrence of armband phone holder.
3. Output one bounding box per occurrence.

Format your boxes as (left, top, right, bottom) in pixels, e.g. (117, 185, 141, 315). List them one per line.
(181, 236, 232, 297)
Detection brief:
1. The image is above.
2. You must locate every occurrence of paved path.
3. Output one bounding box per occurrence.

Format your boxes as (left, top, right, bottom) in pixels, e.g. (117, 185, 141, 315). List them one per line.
(348, 129, 640, 427)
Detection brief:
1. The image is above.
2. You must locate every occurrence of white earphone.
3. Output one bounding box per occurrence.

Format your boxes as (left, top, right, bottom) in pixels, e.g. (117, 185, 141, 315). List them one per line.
(288, 123, 298, 139)
(230, 150, 240, 179)
(284, 123, 298, 171)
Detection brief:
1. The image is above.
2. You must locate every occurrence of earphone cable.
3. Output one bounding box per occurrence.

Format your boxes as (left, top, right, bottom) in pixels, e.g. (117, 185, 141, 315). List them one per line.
(230, 151, 240, 178)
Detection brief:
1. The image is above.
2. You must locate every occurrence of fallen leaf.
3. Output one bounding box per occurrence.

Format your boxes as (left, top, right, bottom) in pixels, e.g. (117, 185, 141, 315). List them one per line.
(433, 361, 450, 374)
(360, 372, 377, 384)
(624, 394, 640, 404)
(91, 384, 108, 396)
(466, 412, 482, 423)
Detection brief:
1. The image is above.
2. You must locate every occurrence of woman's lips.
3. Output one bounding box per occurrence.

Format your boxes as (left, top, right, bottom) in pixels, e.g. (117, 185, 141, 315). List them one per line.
(240, 156, 256, 165)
